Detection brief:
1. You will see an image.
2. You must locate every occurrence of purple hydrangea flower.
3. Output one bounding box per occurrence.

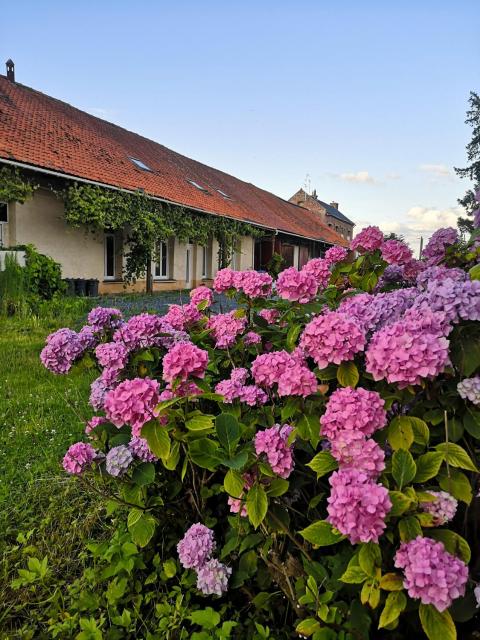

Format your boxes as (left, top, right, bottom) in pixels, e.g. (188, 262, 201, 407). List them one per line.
(457, 376, 480, 406)
(196, 559, 232, 596)
(105, 445, 133, 477)
(128, 436, 158, 462)
(177, 523, 216, 569)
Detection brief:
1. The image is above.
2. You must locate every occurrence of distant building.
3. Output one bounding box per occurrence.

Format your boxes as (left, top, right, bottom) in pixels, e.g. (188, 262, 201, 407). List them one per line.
(289, 188, 355, 241)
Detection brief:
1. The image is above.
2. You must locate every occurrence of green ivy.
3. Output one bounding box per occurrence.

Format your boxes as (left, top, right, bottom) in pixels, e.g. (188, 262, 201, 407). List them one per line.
(0, 165, 37, 203)
(62, 183, 264, 281)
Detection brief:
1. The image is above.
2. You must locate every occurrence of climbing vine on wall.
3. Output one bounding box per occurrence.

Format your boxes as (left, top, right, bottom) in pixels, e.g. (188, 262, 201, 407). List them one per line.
(0, 165, 37, 203)
(62, 182, 264, 281)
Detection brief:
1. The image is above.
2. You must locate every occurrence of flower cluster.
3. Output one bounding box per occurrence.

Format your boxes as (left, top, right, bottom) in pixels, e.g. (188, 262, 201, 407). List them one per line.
(365, 309, 450, 387)
(164, 303, 203, 331)
(87, 306, 123, 333)
(350, 226, 384, 253)
(190, 285, 214, 307)
(251, 350, 317, 397)
(106, 445, 133, 477)
(104, 377, 160, 436)
(113, 313, 170, 350)
(85, 416, 106, 435)
(62, 442, 96, 474)
(243, 331, 261, 346)
(381, 239, 413, 265)
(258, 308, 280, 324)
(162, 342, 209, 382)
(320, 387, 386, 440)
(215, 368, 267, 406)
(300, 312, 366, 369)
(457, 376, 480, 405)
(327, 469, 391, 543)
(421, 491, 458, 526)
(254, 424, 294, 478)
(40, 328, 86, 374)
(413, 277, 480, 328)
(95, 342, 129, 373)
(213, 268, 237, 292)
(89, 376, 112, 411)
(422, 227, 459, 265)
(276, 267, 318, 303)
(394, 537, 468, 611)
(227, 472, 255, 517)
(177, 524, 231, 596)
(129, 436, 158, 462)
(330, 432, 385, 478)
(207, 311, 247, 348)
(235, 270, 273, 298)
(324, 245, 348, 265)
(302, 258, 331, 289)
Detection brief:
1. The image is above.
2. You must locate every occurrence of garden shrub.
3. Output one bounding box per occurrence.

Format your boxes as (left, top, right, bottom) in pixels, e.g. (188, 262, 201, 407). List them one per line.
(24, 244, 66, 299)
(36, 204, 480, 638)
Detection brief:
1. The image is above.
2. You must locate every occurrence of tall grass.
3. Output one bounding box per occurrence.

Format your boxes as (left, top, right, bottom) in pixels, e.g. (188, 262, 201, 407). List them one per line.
(0, 253, 28, 317)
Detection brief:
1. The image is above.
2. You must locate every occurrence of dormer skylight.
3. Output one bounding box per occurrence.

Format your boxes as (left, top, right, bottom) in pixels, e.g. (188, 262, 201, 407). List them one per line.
(216, 189, 232, 199)
(187, 180, 210, 193)
(129, 157, 153, 172)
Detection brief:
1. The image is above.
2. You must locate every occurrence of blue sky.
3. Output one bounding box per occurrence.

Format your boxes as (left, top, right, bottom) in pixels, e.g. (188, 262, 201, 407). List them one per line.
(2, 0, 479, 252)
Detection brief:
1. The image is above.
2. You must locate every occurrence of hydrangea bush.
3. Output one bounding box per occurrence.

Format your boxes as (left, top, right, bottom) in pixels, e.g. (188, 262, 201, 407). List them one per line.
(41, 225, 480, 639)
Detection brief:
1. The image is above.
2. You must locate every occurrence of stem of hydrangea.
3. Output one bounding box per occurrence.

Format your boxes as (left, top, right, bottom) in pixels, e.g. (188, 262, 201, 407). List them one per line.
(266, 510, 313, 563)
(444, 410, 451, 490)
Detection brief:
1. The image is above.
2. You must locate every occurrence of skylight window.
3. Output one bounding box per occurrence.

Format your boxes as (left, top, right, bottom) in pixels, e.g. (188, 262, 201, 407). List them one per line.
(187, 180, 210, 193)
(129, 157, 153, 172)
(216, 189, 232, 199)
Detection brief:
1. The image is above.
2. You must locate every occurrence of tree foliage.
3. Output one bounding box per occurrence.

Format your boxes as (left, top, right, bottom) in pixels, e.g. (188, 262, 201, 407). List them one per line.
(455, 91, 480, 234)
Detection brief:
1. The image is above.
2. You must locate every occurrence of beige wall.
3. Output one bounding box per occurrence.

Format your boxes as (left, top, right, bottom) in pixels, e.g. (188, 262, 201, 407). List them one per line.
(10, 188, 105, 278)
(7, 189, 259, 294)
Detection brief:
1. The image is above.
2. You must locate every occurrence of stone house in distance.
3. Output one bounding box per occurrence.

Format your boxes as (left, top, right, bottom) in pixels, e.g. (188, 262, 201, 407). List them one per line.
(289, 188, 354, 241)
(0, 61, 352, 293)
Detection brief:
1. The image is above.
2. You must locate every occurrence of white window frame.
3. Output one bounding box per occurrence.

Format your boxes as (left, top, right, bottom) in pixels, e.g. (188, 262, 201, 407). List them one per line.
(104, 233, 116, 280)
(153, 240, 169, 279)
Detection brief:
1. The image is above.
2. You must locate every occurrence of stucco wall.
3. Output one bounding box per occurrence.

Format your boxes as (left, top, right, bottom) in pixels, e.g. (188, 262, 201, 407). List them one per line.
(11, 188, 105, 278)
(8, 188, 258, 293)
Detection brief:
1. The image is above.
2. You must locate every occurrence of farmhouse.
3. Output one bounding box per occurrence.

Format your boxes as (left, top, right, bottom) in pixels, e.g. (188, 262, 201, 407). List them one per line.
(0, 61, 350, 293)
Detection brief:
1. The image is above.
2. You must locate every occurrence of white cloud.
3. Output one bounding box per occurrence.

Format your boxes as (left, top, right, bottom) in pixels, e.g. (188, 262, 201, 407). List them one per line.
(338, 170, 377, 184)
(419, 164, 453, 179)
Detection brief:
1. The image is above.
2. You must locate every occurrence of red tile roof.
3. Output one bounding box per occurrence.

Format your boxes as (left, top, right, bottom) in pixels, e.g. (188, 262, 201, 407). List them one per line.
(0, 75, 348, 246)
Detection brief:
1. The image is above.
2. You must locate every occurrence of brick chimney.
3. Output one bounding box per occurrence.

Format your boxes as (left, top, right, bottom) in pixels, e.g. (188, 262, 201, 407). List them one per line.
(330, 201, 339, 210)
(6, 59, 14, 82)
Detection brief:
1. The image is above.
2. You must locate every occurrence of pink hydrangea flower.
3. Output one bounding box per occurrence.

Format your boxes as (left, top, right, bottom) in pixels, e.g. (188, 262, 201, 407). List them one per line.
(302, 258, 331, 289)
(395, 536, 468, 611)
(458, 376, 480, 405)
(277, 363, 318, 398)
(300, 312, 366, 369)
(85, 416, 107, 435)
(251, 350, 295, 387)
(164, 303, 203, 330)
(276, 267, 318, 303)
(235, 271, 273, 298)
(162, 342, 209, 382)
(258, 309, 280, 324)
(327, 469, 391, 543)
(104, 377, 160, 436)
(244, 331, 262, 346)
(40, 328, 85, 374)
(381, 239, 413, 265)
(213, 268, 237, 293)
(421, 491, 458, 526)
(325, 245, 348, 266)
(62, 442, 96, 474)
(365, 311, 450, 387)
(77, 325, 98, 351)
(177, 523, 216, 569)
(196, 559, 232, 596)
(238, 385, 268, 406)
(350, 226, 384, 253)
(190, 285, 214, 307)
(330, 432, 385, 478)
(254, 424, 294, 478)
(207, 311, 247, 348)
(215, 368, 267, 406)
(95, 342, 129, 372)
(320, 387, 386, 440)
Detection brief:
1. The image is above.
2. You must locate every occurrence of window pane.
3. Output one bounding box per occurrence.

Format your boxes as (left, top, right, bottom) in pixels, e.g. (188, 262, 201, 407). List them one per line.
(105, 235, 115, 277)
(161, 242, 167, 277)
(0, 203, 7, 223)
